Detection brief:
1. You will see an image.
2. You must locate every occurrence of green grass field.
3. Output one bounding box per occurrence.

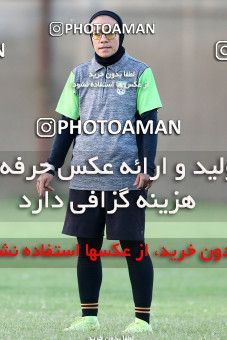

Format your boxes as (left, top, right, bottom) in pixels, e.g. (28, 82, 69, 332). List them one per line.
(0, 205, 227, 339)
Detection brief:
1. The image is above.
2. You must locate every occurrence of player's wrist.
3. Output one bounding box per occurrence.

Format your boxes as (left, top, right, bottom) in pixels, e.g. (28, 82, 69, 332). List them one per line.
(47, 169, 55, 176)
(43, 162, 56, 176)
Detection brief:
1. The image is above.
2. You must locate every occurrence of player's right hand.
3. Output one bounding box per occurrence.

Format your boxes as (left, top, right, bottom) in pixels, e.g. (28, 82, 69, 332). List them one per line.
(36, 173, 55, 198)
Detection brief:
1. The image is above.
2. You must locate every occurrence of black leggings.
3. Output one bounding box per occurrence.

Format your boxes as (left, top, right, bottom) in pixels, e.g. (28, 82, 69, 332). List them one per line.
(76, 236, 154, 323)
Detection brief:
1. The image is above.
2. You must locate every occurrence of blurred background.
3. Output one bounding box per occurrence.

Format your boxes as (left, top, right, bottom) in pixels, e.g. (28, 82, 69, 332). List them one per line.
(0, 4, 227, 340)
(0, 0, 227, 201)
(0, 4, 227, 339)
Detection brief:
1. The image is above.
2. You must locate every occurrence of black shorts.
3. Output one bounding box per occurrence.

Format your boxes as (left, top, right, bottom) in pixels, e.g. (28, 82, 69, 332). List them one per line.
(62, 188, 147, 241)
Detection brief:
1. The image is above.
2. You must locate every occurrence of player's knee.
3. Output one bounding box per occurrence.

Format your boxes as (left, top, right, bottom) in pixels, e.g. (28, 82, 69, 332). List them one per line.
(119, 239, 146, 261)
(77, 236, 103, 258)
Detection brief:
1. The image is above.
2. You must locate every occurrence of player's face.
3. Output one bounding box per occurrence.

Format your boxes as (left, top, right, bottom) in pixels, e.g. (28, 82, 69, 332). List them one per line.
(91, 16, 120, 58)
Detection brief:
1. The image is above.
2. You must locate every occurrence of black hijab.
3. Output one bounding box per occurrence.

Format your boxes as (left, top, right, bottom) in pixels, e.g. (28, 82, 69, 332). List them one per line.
(89, 10, 125, 67)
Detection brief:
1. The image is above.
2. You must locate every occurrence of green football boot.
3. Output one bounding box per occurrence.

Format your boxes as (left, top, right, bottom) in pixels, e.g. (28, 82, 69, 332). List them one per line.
(63, 315, 100, 332)
(122, 317, 153, 334)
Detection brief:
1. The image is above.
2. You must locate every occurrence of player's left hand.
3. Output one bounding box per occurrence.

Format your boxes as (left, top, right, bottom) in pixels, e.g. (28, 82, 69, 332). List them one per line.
(133, 173, 153, 191)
